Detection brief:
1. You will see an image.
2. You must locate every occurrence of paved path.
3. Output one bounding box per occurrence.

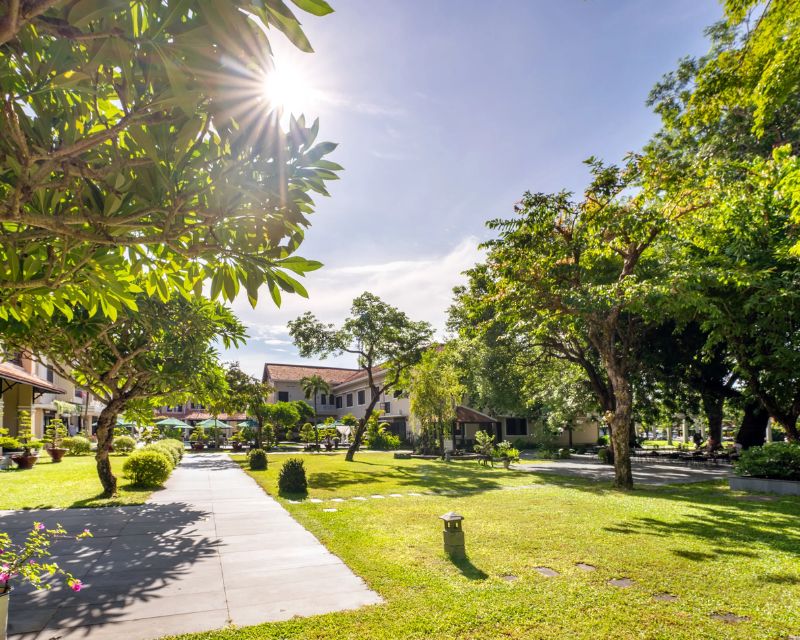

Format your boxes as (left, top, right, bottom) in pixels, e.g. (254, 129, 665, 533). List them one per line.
(514, 456, 731, 485)
(4, 453, 380, 640)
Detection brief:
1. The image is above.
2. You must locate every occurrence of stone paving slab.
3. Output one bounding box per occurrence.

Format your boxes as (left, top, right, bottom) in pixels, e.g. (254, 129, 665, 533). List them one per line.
(4, 453, 381, 640)
(513, 457, 731, 485)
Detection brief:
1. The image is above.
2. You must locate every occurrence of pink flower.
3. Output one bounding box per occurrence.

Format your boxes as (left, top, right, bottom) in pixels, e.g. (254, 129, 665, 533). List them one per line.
(0, 573, 9, 583)
(69, 579, 83, 592)
(34, 522, 45, 531)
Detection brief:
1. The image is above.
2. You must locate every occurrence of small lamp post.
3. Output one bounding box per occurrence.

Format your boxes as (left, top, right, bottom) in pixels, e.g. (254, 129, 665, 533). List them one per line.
(440, 511, 465, 559)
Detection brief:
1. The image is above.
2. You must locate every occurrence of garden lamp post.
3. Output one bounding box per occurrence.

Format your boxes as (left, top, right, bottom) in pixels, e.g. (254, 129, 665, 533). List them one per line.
(440, 511, 465, 559)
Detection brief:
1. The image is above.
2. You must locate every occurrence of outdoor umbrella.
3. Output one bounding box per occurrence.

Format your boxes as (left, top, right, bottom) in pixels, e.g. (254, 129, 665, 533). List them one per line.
(197, 418, 232, 430)
(155, 417, 190, 428)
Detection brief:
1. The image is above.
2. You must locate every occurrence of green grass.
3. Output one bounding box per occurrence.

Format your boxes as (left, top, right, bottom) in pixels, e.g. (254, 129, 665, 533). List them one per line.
(0, 455, 153, 509)
(171, 453, 800, 640)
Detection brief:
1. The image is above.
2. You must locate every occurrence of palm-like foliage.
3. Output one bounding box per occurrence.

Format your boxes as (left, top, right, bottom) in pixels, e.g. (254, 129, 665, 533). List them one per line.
(301, 374, 331, 445)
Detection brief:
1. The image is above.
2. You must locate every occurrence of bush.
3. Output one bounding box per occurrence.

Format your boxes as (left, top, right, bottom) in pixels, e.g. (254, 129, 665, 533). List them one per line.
(147, 442, 179, 466)
(558, 448, 571, 459)
(597, 435, 610, 446)
(365, 421, 400, 450)
(0, 436, 23, 451)
(113, 435, 136, 454)
(62, 436, 91, 456)
(160, 439, 185, 461)
(248, 448, 268, 470)
(512, 438, 537, 450)
(123, 449, 174, 486)
(734, 442, 800, 481)
(278, 458, 307, 494)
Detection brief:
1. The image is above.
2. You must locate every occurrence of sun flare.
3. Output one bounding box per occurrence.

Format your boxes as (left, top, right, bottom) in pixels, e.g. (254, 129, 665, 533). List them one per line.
(261, 63, 319, 120)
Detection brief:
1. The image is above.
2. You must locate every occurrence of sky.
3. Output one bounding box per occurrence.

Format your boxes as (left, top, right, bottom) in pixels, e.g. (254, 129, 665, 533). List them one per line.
(223, 0, 724, 377)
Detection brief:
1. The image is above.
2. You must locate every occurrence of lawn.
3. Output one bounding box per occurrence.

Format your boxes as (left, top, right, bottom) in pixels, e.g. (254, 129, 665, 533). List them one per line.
(0, 455, 153, 509)
(171, 453, 800, 640)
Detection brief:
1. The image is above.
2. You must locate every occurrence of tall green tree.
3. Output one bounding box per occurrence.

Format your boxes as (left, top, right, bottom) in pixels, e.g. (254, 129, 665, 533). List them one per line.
(300, 374, 331, 446)
(289, 292, 433, 461)
(0, 295, 244, 495)
(0, 0, 339, 322)
(222, 362, 274, 449)
(409, 348, 464, 456)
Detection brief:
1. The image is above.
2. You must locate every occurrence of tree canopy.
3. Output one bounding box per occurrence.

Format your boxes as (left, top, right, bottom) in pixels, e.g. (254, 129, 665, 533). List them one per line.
(0, 0, 339, 322)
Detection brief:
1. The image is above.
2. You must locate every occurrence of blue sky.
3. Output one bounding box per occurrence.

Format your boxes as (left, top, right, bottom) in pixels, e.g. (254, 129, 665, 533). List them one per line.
(225, 0, 724, 376)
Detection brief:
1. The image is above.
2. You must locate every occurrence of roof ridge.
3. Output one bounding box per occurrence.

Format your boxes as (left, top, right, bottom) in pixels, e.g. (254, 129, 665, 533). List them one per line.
(264, 362, 359, 372)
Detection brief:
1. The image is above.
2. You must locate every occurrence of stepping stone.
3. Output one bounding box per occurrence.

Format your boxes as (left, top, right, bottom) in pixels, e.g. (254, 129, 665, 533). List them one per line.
(352, 496, 367, 501)
(322, 508, 338, 513)
(608, 578, 634, 587)
(287, 500, 301, 504)
(330, 498, 345, 503)
(388, 493, 403, 498)
(653, 593, 679, 602)
(500, 574, 518, 583)
(576, 563, 596, 572)
(534, 567, 559, 578)
(370, 494, 385, 499)
(309, 498, 323, 504)
(407, 492, 423, 496)
(710, 612, 750, 624)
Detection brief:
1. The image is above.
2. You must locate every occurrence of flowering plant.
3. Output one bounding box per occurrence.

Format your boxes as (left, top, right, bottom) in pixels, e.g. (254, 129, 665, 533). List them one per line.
(0, 522, 92, 594)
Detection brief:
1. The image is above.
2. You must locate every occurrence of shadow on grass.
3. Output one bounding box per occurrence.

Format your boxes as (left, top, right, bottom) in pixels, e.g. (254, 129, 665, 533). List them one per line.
(449, 554, 488, 581)
(308, 461, 533, 496)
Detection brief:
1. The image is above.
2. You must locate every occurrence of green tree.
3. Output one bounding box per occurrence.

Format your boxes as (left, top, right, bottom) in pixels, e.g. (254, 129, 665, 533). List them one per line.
(0, 0, 339, 322)
(409, 348, 463, 456)
(289, 292, 434, 461)
(264, 402, 301, 440)
(0, 295, 244, 495)
(300, 374, 331, 446)
(222, 363, 274, 449)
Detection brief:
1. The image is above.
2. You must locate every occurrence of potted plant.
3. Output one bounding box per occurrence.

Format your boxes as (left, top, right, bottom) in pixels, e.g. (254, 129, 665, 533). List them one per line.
(1, 522, 92, 637)
(43, 417, 69, 463)
(189, 426, 207, 450)
(230, 430, 245, 451)
(11, 411, 40, 470)
(495, 441, 520, 469)
(0, 426, 22, 470)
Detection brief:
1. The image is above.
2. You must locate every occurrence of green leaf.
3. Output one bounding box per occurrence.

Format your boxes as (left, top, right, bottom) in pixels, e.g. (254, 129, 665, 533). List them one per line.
(291, 0, 334, 16)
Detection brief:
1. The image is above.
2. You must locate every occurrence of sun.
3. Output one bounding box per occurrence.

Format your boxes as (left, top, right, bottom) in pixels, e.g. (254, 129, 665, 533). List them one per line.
(261, 62, 319, 121)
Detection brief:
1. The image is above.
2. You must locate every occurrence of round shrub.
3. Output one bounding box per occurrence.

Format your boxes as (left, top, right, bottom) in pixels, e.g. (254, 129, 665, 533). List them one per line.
(113, 435, 136, 454)
(734, 442, 800, 481)
(248, 448, 268, 470)
(62, 435, 91, 456)
(147, 442, 179, 467)
(161, 439, 185, 459)
(278, 458, 307, 494)
(123, 449, 173, 487)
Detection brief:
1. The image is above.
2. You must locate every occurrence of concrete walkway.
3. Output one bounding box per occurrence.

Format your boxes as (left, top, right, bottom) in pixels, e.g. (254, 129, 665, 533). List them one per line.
(515, 455, 731, 485)
(4, 453, 380, 640)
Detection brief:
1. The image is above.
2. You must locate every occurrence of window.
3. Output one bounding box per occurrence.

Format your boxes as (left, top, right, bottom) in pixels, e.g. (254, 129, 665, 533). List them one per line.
(382, 402, 391, 414)
(346, 393, 353, 407)
(336, 396, 343, 409)
(393, 389, 403, 398)
(505, 417, 527, 436)
(278, 391, 289, 402)
(357, 390, 366, 405)
(320, 394, 326, 406)
(45, 367, 54, 383)
(8, 351, 22, 366)
(175, 405, 183, 413)
(329, 394, 335, 405)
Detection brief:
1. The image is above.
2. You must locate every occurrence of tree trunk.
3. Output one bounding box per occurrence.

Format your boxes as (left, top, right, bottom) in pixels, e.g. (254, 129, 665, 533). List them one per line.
(345, 421, 365, 461)
(438, 422, 445, 458)
(95, 399, 123, 497)
(735, 400, 769, 449)
(602, 365, 633, 489)
(702, 391, 725, 451)
(313, 397, 319, 447)
(772, 413, 799, 442)
(255, 418, 263, 449)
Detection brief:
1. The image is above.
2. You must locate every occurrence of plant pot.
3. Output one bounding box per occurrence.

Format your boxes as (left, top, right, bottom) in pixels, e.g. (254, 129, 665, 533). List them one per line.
(0, 455, 12, 471)
(11, 453, 38, 470)
(190, 442, 205, 451)
(231, 442, 243, 451)
(46, 447, 67, 463)
(502, 459, 511, 469)
(1, 586, 10, 640)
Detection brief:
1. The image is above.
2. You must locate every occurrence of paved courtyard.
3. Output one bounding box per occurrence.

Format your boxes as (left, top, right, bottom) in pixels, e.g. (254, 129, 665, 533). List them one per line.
(515, 455, 732, 485)
(2, 453, 381, 640)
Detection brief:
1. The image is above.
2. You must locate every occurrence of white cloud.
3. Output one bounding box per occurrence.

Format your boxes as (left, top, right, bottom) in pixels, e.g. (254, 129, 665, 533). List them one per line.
(222, 236, 483, 376)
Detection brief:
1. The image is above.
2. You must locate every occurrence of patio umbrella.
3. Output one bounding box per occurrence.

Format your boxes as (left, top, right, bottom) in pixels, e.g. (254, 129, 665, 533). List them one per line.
(197, 418, 232, 430)
(155, 417, 190, 428)
(237, 418, 258, 429)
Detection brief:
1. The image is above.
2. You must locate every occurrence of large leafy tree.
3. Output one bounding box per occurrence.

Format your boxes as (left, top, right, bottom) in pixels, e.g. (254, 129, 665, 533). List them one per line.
(222, 362, 274, 449)
(288, 292, 434, 461)
(0, 295, 244, 495)
(462, 159, 694, 488)
(300, 374, 330, 446)
(0, 0, 339, 322)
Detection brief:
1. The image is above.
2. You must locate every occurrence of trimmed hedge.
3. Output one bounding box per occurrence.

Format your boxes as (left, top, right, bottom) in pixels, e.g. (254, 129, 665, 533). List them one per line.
(248, 448, 268, 470)
(123, 449, 174, 487)
(734, 442, 800, 481)
(62, 436, 91, 456)
(148, 442, 180, 466)
(113, 435, 136, 454)
(278, 458, 307, 494)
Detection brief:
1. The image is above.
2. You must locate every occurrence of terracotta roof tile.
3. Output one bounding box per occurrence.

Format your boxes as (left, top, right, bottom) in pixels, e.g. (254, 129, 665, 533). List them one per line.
(263, 363, 358, 385)
(0, 362, 65, 394)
